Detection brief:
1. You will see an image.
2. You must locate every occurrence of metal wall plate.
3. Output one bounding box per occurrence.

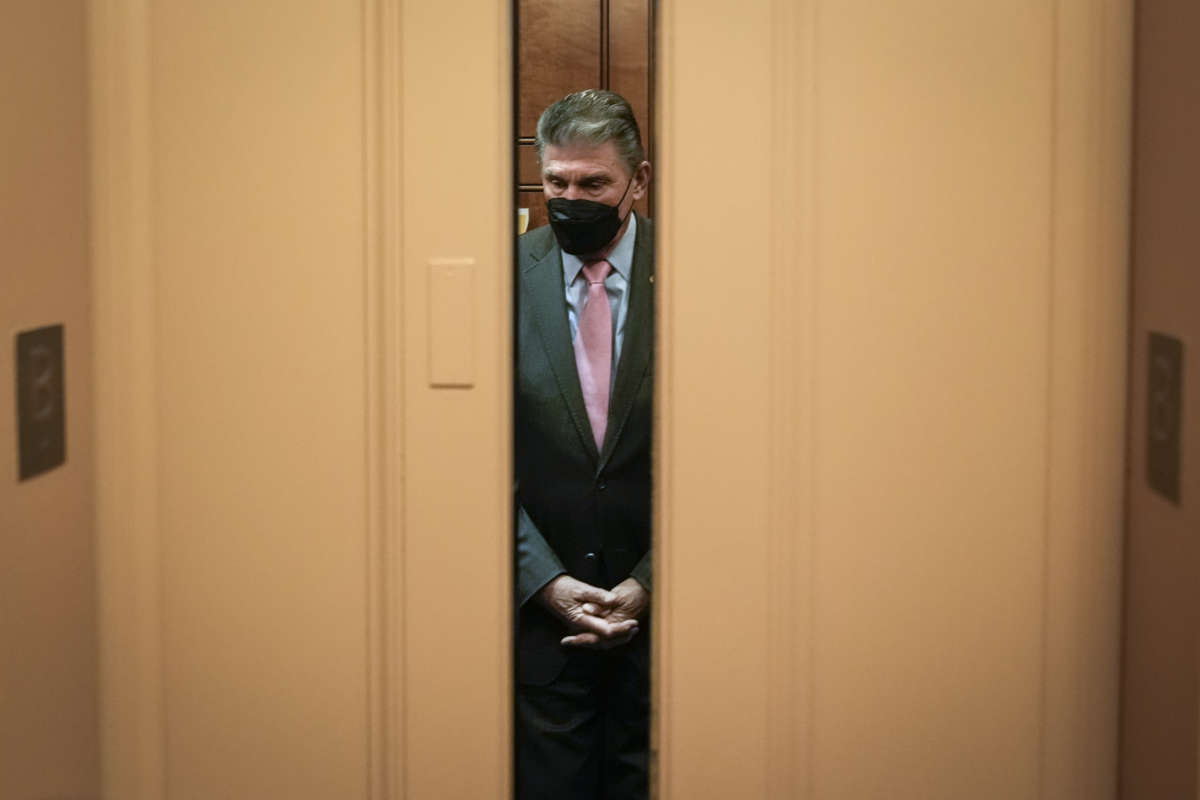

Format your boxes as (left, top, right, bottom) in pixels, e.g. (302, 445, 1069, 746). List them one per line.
(1147, 331, 1183, 505)
(15, 324, 66, 481)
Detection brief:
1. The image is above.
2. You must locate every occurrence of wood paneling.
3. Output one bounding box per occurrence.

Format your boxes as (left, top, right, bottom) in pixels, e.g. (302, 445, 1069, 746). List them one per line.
(517, 0, 602, 137)
(519, 190, 549, 231)
(609, 0, 651, 157)
(518, 142, 541, 184)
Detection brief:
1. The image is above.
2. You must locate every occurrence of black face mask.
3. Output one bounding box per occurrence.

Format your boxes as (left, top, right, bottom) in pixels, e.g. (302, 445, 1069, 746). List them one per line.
(545, 178, 633, 256)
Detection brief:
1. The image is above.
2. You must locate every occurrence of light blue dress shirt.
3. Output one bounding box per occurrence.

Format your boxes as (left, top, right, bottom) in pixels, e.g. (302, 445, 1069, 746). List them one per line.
(561, 212, 637, 376)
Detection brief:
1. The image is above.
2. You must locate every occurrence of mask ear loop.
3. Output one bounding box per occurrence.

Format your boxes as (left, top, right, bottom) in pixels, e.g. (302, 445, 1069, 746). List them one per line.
(615, 175, 635, 223)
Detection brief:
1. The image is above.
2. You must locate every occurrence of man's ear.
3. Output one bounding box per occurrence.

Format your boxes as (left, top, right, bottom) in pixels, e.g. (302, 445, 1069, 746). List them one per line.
(631, 160, 651, 201)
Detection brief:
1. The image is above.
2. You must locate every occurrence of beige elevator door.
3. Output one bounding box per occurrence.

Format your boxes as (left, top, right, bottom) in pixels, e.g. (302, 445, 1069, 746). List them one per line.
(91, 1, 1131, 799)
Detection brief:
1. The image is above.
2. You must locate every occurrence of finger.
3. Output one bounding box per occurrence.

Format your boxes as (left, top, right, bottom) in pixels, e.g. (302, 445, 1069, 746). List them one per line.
(576, 585, 617, 607)
(610, 627, 639, 647)
(603, 619, 638, 637)
(561, 632, 600, 647)
(570, 612, 613, 636)
(563, 626, 639, 650)
(573, 613, 637, 638)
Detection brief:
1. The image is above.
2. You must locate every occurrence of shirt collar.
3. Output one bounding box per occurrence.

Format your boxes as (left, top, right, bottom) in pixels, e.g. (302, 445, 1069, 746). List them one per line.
(562, 212, 637, 286)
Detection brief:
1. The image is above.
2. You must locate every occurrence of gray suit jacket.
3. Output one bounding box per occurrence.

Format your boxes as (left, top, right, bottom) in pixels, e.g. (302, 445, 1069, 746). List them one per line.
(514, 216, 654, 685)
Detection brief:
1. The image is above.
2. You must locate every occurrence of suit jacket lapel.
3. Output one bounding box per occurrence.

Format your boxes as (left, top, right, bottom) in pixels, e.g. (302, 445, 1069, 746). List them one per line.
(522, 236, 601, 463)
(598, 217, 653, 471)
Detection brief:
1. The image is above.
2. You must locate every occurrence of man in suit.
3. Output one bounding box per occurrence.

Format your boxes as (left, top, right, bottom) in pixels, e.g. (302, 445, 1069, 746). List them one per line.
(515, 89, 654, 800)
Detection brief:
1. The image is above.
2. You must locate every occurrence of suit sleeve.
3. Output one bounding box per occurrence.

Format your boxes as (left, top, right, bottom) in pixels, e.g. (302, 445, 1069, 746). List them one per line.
(516, 503, 566, 608)
(629, 551, 652, 593)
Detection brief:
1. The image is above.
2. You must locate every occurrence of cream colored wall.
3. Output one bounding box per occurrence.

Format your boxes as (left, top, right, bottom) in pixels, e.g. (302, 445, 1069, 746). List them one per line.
(0, 2, 99, 798)
(91, 0, 1130, 799)
(656, 0, 1130, 798)
(1121, 0, 1200, 796)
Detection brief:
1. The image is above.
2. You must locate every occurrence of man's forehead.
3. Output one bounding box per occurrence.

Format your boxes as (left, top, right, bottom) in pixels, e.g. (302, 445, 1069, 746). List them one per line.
(541, 139, 624, 170)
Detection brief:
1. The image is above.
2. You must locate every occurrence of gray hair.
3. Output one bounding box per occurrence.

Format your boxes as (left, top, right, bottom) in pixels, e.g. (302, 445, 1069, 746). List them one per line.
(535, 89, 645, 176)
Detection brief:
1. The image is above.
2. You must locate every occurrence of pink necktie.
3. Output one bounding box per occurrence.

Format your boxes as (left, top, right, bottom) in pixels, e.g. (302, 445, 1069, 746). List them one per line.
(574, 260, 613, 451)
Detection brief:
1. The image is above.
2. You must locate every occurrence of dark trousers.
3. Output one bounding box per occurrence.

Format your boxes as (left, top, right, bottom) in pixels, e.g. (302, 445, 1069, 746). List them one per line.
(515, 646, 649, 800)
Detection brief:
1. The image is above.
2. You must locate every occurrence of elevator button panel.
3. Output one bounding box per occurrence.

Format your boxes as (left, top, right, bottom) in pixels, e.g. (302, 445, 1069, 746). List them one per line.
(15, 324, 66, 481)
(1147, 331, 1183, 505)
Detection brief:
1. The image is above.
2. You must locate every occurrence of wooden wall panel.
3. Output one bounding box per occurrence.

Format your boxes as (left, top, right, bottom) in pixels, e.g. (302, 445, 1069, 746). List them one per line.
(610, 0, 652, 223)
(517, 0, 602, 137)
(609, 0, 652, 153)
(518, 190, 549, 231)
(518, 143, 541, 185)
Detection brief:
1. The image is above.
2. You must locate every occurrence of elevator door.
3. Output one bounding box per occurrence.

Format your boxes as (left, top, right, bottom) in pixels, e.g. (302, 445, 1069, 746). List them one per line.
(91, 1, 1131, 798)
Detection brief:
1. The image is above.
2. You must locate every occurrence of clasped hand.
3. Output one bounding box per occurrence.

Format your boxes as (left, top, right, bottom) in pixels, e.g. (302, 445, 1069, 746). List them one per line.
(538, 575, 649, 649)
